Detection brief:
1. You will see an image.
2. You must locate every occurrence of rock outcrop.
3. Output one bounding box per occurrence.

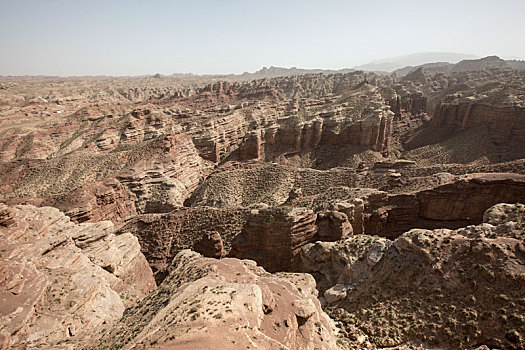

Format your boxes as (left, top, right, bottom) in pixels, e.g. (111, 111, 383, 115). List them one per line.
(116, 132, 211, 213)
(300, 203, 525, 349)
(316, 210, 353, 241)
(2, 59, 525, 350)
(0, 205, 155, 349)
(117, 206, 250, 282)
(431, 102, 525, 147)
(95, 250, 340, 350)
(193, 231, 225, 258)
(229, 207, 318, 272)
(366, 172, 525, 238)
(40, 178, 136, 225)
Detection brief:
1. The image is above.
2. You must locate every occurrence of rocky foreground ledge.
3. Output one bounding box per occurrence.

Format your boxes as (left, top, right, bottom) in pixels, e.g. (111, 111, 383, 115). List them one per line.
(0, 203, 340, 349)
(301, 203, 525, 349)
(0, 204, 155, 349)
(1, 202, 524, 349)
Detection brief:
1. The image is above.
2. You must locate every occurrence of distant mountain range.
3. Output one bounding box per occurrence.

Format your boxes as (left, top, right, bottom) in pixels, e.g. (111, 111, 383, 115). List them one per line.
(5, 53, 524, 80)
(353, 52, 478, 73)
(170, 66, 356, 81)
(241, 66, 356, 79)
(231, 54, 525, 80)
(393, 55, 525, 78)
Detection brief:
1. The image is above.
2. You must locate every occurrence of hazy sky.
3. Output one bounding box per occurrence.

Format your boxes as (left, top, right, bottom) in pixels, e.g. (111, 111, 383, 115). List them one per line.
(1, 0, 524, 76)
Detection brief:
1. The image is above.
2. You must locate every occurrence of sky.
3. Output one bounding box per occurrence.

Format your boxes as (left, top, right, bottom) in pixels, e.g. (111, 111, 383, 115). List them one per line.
(1, 0, 524, 76)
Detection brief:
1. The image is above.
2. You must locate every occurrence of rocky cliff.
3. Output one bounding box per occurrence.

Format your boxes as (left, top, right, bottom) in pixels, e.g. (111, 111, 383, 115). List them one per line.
(365, 173, 525, 238)
(238, 85, 395, 162)
(300, 203, 525, 349)
(229, 207, 319, 272)
(0, 204, 155, 349)
(431, 101, 525, 148)
(95, 250, 340, 350)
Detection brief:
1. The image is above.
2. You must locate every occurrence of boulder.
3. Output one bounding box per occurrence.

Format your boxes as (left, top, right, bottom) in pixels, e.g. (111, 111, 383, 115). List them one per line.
(193, 230, 224, 258)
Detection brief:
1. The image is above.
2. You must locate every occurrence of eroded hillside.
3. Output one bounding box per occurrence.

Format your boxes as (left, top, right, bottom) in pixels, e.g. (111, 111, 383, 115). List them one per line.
(1, 57, 524, 349)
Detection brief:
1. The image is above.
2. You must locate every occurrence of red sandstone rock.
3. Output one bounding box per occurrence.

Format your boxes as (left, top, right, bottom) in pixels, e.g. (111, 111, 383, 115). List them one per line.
(316, 210, 353, 241)
(193, 230, 224, 258)
(41, 177, 136, 225)
(229, 207, 318, 272)
(0, 205, 155, 349)
(431, 102, 525, 147)
(94, 250, 339, 350)
(0, 204, 15, 227)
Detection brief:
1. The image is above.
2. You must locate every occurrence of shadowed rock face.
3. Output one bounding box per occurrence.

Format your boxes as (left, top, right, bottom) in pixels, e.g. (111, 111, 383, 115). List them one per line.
(316, 210, 353, 241)
(229, 207, 319, 272)
(94, 250, 339, 350)
(431, 102, 525, 147)
(193, 230, 224, 258)
(365, 173, 525, 238)
(117, 206, 251, 283)
(0, 204, 155, 349)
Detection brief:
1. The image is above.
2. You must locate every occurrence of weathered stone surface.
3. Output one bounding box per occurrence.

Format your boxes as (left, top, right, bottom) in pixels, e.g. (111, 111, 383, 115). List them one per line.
(300, 236, 392, 292)
(324, 284, 349, 304)
(229, 207, 318, 272)
(116, 132, 211, 214)
(42, 177, 136, 225)
(364, 173, 525, 238)
(316, 210, 353, 241)
(0, 204, 15, 227)
(2, 58, 525, 350)
(300, 203, 525, 349)
(417, 173, 525, 221)
(117, 206, 250, 283)
(95, 250, 339, 350)
(193, 230, 224, 258)
(0, 205, 155, 349)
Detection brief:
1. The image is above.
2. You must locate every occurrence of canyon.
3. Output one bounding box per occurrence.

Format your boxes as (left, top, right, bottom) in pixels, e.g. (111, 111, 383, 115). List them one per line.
(1, 56, 524, 349)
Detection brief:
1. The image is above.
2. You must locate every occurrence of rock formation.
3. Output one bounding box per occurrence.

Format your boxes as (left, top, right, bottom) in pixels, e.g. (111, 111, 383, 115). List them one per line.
(229, 207, 318, 272)
(117, 206, 250, 282)
(238, 86, 395, 162)
(316, 210, 353, 241)
(0, 205, 155, 349)
(431, 101, 525, 147)
(1, 58, 525, 349)
(193, 230, 225, 258)
(300, 203, 525, 349)
(94, 250, 339, 350)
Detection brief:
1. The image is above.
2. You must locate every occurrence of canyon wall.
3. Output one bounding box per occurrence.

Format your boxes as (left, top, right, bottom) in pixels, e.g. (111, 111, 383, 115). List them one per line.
(238, 108, 394, 161)
(363, 173, 525, 238)
(229, 207, 319, 272)
(431, 102, 525, 146)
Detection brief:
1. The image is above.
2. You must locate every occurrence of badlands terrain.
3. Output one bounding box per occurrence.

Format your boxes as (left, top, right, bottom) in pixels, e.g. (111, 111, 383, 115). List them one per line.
(1, 55, 525, 349)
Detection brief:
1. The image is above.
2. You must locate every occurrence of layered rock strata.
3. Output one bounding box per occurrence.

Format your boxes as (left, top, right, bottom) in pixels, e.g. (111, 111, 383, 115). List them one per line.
(431, 102, 525, 147)
(238, 101, 394, 161)
(0, 205, 155, 349)
(229, 207, 318, 272)
(95, 250, 340, 350)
